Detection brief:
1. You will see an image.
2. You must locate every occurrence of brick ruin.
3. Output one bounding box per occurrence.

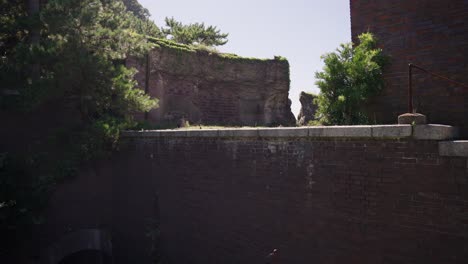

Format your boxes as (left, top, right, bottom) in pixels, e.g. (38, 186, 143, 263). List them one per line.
(126, 40, 296, 127)
(351, 0, 468, 134)
(297, 92, 318, 126)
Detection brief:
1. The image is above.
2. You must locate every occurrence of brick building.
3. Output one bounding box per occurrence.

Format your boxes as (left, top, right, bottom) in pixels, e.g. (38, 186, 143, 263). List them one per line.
(350, 0, 468, 135)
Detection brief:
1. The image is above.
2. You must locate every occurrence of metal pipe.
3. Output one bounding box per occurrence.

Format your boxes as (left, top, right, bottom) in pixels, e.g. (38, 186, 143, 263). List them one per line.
(408, 63, 413, 113)
(412, 64, 468, 89)
(407, 63, 468, 114)
(144, 53, 150, 120)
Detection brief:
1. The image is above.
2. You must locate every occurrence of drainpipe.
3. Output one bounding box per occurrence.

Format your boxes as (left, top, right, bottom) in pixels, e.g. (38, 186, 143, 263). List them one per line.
(144, 53, 150, 121)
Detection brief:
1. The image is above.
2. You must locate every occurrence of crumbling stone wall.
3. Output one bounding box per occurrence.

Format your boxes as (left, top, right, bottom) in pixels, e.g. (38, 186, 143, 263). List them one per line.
(297, 91, 318, 126)
(351, 0, 468, 135)
(127, 40, 296, 126)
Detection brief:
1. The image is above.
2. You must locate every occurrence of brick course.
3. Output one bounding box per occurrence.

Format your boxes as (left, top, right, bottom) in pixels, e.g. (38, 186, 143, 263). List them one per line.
(38, 132, 468, 263)
(138, 136, 468, 263)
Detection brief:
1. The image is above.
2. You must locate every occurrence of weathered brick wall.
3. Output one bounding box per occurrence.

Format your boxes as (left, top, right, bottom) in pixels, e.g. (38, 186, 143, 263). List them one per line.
(350, 0, 468, 135)
(297, 91, 318, 125)
(126, 41, 296, 127)
(130, 135, 468, 264)
(36, 126, 468, 264)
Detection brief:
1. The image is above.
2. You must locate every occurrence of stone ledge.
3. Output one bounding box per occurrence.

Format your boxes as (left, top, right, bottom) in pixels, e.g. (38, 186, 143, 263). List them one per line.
(186, 129, 219, 137)
(439, 141, 468, 157)
(258, 127, 308, 137)
(218, 128, 258, 137)
(158, 130, 187, 137)
(309, 126, 372, 137)
(122, 131, 161, 138)
(121, 124, 457, 140)
(413, 124, 459, 140)
(371, 125, 412, 138)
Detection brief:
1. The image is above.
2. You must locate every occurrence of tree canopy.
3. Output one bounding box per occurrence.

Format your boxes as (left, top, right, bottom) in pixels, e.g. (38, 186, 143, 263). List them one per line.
(2, 0, 158, 117)
(122, 0, 150, 19)
(0, 1, 233, 258)
(0, 0, 159, 257)
(161, 17, 229, 47)
(314, 33, 388, 125)
(122, 0, 162, 38)
(41, 0, 158, 118)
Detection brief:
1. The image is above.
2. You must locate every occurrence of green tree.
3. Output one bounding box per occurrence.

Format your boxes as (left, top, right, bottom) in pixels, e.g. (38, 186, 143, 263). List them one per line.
(0, 0, 27, 64)
(0, 0, 159, 257)
(0, 0, 37, 108)
(122, 0, 150, 19)
(132, 15, 163, 38)
(161, 17, 228, 47)
(122, 0, 162, 38)
(2, 0, 159, 114)
(314, 32, 387, 125)
(38, 0, 158, 120)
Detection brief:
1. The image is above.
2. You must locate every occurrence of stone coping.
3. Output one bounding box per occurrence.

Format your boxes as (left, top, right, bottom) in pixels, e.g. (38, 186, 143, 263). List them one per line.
(122, 124, 458, 141)
(439, 141, 468, 157)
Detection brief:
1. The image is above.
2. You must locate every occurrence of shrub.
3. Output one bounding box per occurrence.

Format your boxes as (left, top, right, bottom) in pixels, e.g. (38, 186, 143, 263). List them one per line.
(314, 32, 388, 125)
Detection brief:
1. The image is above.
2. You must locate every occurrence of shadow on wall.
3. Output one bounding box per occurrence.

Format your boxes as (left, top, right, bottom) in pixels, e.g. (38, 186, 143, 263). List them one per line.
(43, 229, 112, 264)
(59, 250, 112, 264)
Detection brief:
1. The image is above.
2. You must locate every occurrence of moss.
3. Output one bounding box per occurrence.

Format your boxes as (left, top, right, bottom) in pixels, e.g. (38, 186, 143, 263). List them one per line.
(148, 37, 196, 53)
(302, 91, 318, 97)
(147, 37, 290, 64)
(218, 52, 267, 62)
(274, 56, 288, 62)
(218, 53, 289, 64)
(145, 37, 291, 79)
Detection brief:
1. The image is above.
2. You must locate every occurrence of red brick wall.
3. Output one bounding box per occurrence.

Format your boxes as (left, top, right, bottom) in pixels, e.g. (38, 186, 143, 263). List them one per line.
(146, 137, 468, 264)
(350, 0, 468, 135)
(126, 46, 296, 127)
(36, 133, 468, 264)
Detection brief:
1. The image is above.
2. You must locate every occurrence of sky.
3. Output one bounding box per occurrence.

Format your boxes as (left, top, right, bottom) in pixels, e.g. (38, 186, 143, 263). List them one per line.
(139, 0, 351, 116)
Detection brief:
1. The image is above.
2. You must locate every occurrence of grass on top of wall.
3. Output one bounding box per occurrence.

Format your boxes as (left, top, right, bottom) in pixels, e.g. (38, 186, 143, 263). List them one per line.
(147, 37, 288, 64)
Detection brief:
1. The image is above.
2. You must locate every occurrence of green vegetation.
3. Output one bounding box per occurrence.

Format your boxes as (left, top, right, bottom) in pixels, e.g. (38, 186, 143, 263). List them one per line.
(0, 0, 287, 259)
(149, 37, 197, 53)
(218, 52, 288, 63)
(304, 91, 318, 96)
(40, 0, 158, 119)
(177, 125, 264, 130)
(123, 0, 150, 19)
(122, 0, 163, 38)
(148, 37, 288, 65)
(161, 17, 229, 47)
(0, 0, 159, 258)
(314, 33, 388, 125)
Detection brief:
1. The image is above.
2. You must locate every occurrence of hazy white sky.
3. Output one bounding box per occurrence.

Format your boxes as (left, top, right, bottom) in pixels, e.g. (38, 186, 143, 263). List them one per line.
(139, 0, 351, 116)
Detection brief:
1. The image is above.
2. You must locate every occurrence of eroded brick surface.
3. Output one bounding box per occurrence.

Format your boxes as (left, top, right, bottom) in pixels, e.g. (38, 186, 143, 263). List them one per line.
(126, 47, 296, 127)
